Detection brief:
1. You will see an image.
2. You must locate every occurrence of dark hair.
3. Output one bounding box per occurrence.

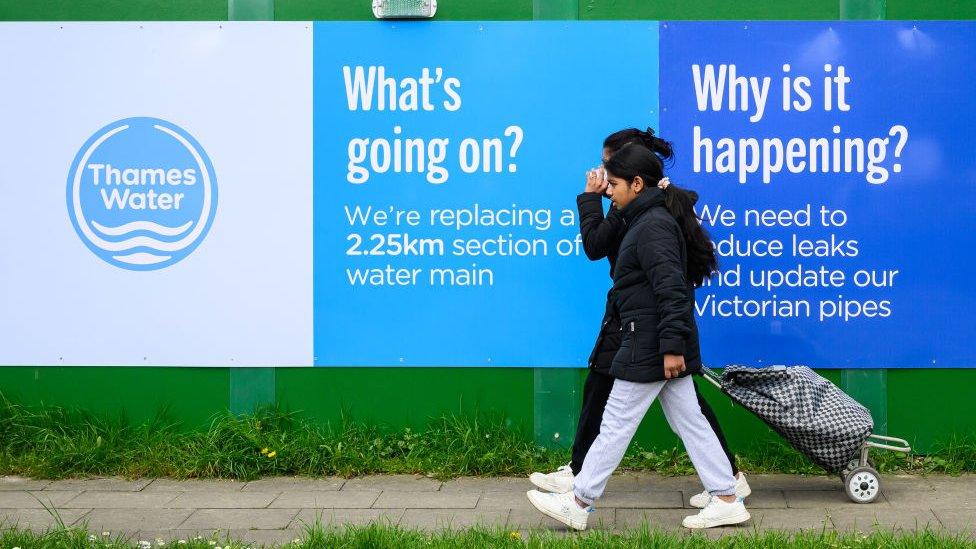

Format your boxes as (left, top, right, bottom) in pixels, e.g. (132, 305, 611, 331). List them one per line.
(604, 143, 717, 286)
(603, 127, 674, 162)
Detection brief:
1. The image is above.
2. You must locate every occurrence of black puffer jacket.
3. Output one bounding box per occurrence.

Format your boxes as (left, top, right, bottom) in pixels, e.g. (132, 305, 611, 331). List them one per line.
(576, 192, 626, 374)
(609, 188, 701, 383)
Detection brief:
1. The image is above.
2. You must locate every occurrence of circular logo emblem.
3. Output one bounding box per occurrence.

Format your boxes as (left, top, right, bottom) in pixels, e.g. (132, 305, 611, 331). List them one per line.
(66, 117, 217, 270)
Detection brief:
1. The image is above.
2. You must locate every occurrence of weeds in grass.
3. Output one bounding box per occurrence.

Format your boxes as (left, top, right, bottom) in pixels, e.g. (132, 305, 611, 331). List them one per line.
(1, 395, 972, 480)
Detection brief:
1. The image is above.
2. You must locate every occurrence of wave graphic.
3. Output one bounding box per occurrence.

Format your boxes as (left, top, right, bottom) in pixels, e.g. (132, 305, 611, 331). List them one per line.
(112, 252, 172, 265)
(92, 220, 193, 237)
(86, 233, 200, 252)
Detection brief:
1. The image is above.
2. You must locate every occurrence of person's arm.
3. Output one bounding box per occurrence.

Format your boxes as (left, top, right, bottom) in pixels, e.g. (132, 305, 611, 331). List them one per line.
(635, 218, 691, 378)
(576, 193, 624, 261)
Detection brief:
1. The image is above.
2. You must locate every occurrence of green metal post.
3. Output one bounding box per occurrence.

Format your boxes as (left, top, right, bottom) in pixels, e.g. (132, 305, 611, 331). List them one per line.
(228, 0, 274, 21)
(532, 0, 582, 448)
(534, 0, 578, 20)
(840, 0, 886, 20)
(839, 0, 887, 434)
(842, 369, 888, 434)
(230, 367, 277, 414)
(227, 0, 277, 414)
(534, 368, 582, 449)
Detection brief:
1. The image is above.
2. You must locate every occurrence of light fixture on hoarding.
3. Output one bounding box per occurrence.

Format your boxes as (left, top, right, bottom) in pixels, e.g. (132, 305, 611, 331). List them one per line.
(372, 0, 437, 19)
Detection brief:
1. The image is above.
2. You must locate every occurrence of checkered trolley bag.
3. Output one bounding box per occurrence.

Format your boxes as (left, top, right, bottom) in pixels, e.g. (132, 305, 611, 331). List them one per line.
(700, 364, 912, 503)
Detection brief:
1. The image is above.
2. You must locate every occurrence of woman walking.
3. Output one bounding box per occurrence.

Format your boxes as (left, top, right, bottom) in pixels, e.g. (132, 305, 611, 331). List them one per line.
(526, 142, 750, 530)
(530, 129, 749, 509)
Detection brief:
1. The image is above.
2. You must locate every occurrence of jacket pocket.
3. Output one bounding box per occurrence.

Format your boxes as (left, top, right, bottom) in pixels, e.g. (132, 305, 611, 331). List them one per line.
(623, 315, 661, 367)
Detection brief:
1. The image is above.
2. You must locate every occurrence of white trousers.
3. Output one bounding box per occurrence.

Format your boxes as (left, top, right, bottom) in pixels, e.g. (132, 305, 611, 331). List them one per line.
(573, 375, 736, 504)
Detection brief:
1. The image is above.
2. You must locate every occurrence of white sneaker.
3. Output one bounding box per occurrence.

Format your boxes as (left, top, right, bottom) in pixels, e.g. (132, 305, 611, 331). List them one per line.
(529, 464, 574, 494)
(526, 489, 591, 531)
(689, 472, 752, 508)
(682, 496, 751, 529)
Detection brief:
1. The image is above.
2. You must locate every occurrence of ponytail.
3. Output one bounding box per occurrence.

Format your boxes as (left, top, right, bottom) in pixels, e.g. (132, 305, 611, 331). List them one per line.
(603, 127, 674, 163)
(661, 184, 717, 287)
(643, 127, 674, 163)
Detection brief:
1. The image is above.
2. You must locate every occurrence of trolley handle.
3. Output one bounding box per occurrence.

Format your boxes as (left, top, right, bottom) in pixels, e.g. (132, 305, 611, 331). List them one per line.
(864, 434, 912, 453)
(699, 365, 723, 390)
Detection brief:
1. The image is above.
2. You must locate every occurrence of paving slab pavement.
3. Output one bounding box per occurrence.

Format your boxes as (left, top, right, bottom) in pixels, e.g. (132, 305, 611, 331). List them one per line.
(0, 473, 972, 544)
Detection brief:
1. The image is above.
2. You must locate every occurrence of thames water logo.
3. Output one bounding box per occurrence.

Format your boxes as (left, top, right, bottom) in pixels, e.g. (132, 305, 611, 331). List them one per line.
(66, 117, 218, 270)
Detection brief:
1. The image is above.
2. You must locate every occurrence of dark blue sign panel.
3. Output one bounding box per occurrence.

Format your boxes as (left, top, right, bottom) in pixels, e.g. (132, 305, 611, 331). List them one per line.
(661, 22, 976, 368)
(314, 22, 659, 366)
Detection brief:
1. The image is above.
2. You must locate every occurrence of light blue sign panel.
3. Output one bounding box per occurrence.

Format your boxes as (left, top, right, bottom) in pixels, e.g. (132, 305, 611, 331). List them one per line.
(314, 22, 659, 366)
(661, 22, 976, 368)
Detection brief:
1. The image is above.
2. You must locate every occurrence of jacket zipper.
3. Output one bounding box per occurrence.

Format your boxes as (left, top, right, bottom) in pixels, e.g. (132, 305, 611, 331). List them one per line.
(629, 321, 636, 363)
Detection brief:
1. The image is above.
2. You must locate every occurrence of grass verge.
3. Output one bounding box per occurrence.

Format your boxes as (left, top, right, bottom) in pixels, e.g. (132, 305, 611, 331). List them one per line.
(0, 397, 973, 480)
(1, 522, 975, 549)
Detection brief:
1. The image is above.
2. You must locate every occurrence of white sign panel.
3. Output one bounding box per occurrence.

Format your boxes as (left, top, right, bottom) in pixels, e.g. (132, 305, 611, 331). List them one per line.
(0, 23, 313, 366)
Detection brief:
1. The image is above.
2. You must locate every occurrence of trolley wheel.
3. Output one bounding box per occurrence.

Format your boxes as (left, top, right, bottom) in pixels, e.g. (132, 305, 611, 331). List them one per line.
(845, 466, 882, 504)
